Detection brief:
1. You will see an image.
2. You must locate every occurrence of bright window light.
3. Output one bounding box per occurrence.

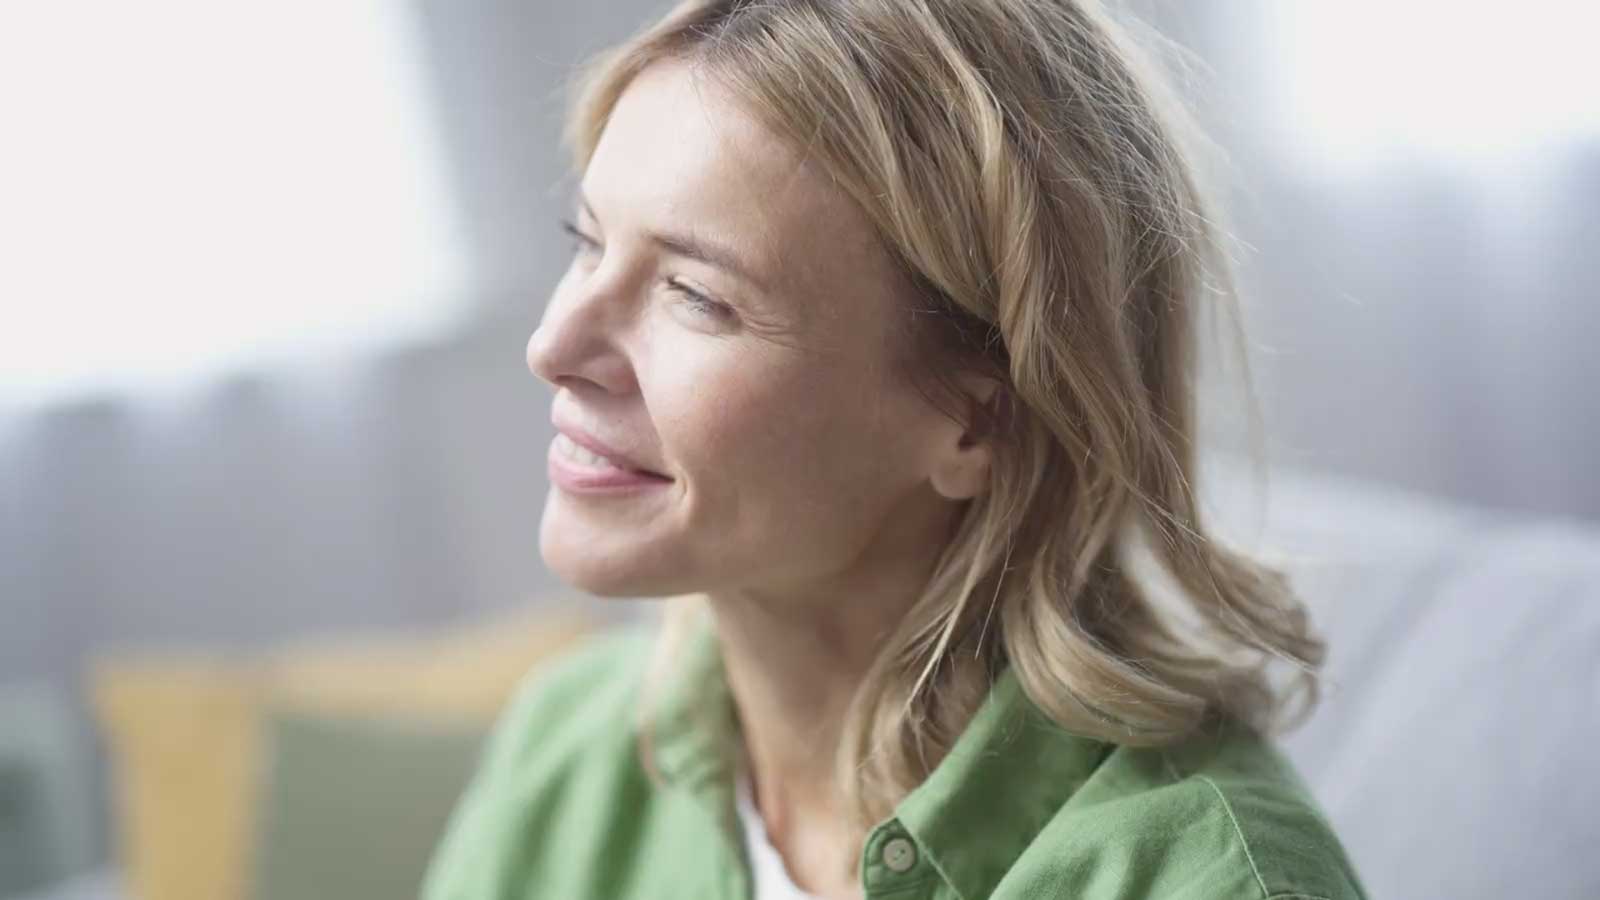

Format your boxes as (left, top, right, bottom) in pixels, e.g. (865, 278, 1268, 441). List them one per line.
(0, 1, 470, 411)
(1263, 3, 1600, 172)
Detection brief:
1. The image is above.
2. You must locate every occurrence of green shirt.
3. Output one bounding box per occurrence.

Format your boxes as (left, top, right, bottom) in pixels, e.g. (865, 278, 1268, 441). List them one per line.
(423, 622, 1367, 900)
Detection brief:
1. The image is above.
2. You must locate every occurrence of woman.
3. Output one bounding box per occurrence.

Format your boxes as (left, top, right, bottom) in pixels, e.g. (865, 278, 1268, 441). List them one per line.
(425, 1, 1367, 898)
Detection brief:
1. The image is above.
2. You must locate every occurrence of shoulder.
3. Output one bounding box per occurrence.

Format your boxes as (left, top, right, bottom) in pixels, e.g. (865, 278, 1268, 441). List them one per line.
(421, 625, 656, 899)
(1029, 720, 1367, 900)
(464, 623, 657, 799)
(488, 623, 654, 763)
(1157, 722, 1364, 899)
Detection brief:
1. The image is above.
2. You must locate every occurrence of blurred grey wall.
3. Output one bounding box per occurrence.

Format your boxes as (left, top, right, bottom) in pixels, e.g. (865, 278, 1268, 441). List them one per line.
(1156, 3, 1600, 523)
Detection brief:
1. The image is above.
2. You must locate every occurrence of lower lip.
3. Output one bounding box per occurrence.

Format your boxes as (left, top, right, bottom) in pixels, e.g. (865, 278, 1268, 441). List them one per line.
(547, 437, 673, 494)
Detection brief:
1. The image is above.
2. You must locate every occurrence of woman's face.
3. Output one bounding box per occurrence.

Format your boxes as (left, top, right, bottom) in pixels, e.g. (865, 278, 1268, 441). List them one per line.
(529, 59, 986, 601)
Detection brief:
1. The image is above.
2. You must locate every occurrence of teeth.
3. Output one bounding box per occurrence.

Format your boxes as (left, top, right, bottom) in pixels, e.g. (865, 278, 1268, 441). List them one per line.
(555, 432, 630, 471)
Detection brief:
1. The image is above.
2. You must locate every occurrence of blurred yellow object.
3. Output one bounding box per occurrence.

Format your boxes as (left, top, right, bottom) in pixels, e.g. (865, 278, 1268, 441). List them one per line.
(89, 605, 594, 900)
(91, 661, 264, 900)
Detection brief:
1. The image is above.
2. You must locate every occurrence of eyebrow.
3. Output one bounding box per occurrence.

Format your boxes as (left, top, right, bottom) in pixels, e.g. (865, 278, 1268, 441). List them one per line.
(578, 193, 769, 292)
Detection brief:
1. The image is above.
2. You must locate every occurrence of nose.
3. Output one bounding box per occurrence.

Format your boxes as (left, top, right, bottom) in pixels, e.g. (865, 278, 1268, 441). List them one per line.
(526, 264, 638, 395)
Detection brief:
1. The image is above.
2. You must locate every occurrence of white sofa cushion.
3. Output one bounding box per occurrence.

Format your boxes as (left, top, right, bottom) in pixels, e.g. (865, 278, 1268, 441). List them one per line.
(1203, 456, 1600, 900)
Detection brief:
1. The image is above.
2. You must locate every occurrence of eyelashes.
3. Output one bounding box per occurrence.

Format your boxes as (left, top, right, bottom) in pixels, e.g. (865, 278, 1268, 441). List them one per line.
(557, 217, 734, 322)
(664, 278, 731, 320)
(560, 218, 597, 254)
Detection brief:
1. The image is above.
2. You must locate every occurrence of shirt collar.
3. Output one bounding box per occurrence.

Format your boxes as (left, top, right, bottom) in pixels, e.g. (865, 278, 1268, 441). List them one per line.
(891, 667, 1114, 900)
(647, 611, 740, 799)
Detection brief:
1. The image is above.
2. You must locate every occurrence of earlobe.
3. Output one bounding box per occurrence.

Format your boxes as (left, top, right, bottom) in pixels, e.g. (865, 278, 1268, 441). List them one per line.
(930, 447, 991, 501)
(931, 375, 1005, 501)
(932, 412, 995, 502)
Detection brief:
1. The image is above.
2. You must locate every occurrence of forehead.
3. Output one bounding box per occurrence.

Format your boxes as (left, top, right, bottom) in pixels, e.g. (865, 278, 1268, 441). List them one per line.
(583, 59, 909, 316)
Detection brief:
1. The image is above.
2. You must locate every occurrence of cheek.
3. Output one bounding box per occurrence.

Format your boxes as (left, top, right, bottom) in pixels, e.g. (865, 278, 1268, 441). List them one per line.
(653, 342, 925, 521)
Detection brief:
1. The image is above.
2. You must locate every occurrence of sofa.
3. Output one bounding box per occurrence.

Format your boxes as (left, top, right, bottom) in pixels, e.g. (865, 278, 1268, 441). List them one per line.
(1201, 457, 1600, 900)
(26, 609, 594, 900)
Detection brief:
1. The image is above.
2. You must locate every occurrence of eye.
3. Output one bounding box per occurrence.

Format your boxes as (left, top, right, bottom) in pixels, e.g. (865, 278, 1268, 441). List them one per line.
(666, 278, 733, 321)
(559, 218, 599, 257)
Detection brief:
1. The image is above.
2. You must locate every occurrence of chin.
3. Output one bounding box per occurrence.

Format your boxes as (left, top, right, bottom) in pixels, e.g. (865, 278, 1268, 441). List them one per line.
(538, 502, 676, 598)
(540, 529, 634, 598)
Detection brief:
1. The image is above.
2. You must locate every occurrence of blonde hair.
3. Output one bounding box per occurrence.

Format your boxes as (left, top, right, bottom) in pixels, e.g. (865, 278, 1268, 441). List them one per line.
(562, 0, 1322, 830)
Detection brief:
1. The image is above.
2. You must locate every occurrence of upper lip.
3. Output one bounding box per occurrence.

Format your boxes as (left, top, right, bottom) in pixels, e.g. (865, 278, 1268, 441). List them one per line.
(551, 413, 668, 477)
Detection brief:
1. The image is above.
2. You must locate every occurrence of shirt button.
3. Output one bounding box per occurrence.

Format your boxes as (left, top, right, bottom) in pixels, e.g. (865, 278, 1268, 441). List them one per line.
(881, 836, 917, 873)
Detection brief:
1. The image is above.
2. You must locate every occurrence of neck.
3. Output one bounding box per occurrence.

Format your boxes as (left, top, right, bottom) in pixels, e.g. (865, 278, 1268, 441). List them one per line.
(703, 489, 962, 897)
(710, 577, 908, 812)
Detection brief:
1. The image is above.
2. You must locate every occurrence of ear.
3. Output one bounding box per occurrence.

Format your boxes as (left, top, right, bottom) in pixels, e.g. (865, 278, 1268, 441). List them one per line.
(928, 376, 1004, 501)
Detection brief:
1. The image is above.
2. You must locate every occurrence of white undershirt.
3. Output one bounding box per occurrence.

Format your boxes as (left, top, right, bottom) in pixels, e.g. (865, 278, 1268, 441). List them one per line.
(734, 769, 825, 900)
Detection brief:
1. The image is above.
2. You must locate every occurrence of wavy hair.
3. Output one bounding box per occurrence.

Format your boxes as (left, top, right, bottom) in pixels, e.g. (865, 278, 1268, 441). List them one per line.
(561, 0, 1323, 829)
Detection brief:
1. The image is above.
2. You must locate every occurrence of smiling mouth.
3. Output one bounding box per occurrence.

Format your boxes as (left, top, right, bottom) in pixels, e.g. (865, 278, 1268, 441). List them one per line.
(553, 432, 671, 479)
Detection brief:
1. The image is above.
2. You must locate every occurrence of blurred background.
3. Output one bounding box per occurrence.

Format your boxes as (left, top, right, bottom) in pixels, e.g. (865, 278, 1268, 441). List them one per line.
(1, 2, 1596, 899)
